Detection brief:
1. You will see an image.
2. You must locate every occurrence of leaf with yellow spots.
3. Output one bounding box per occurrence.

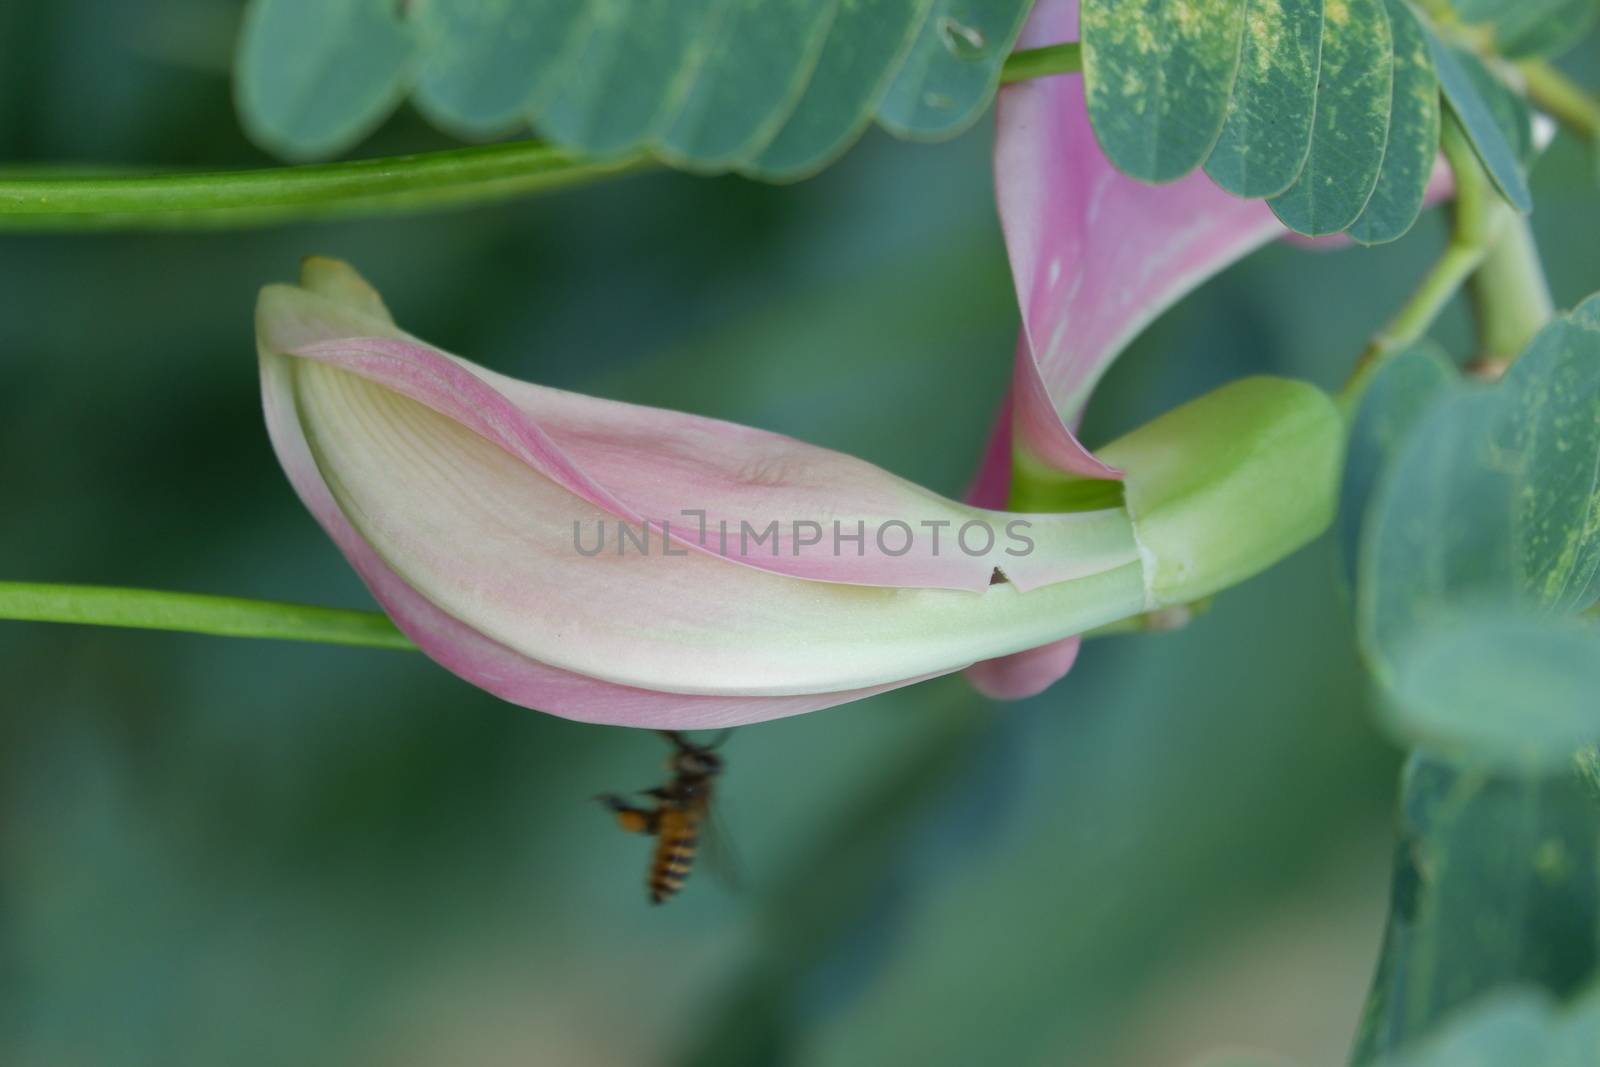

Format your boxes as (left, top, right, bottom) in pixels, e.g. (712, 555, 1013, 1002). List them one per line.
(1267, 0, 1394, 235)
(1205, 0, 1326, 198)
(1347, 0, 1439, 244)
(1504, 308, 1600, 616)
(1356, 298, 1600, 774)
(1081, 0, 1251, 183)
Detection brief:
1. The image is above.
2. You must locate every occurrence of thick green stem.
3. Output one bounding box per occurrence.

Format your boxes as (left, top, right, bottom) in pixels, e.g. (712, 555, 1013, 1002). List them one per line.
(1519, 58, 1600, 143)
(1469, 212, 1554, 366)
(0, 582, 413, 650)
(1000, 42, 1083, 84)
(0, 142, 647, 231)
(1344, 114, 1508, 401)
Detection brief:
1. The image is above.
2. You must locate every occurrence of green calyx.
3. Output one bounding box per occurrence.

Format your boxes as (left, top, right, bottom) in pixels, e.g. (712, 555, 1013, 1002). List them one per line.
(1016, 377, 1344, 609)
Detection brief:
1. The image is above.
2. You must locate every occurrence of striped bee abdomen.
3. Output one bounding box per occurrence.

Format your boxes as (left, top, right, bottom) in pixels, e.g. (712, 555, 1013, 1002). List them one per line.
(648, 810, 701, 904)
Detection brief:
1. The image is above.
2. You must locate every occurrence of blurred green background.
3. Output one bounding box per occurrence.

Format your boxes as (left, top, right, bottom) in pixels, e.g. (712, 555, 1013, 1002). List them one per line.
(2, 4, 1598, 1065)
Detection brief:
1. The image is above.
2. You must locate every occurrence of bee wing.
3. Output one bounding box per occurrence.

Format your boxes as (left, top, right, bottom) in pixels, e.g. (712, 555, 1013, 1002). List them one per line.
(701, 796, 745, 894)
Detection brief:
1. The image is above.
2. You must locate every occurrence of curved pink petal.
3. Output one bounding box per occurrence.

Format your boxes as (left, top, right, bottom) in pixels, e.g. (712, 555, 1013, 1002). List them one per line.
(261, 284, 1135, 596)
(967, 0, 1297, 700)
(258, 260, 1154, 724)
(965, 637, 1081, 700)
(262, 351, 928, 727)
(994, 0, 1290, 480)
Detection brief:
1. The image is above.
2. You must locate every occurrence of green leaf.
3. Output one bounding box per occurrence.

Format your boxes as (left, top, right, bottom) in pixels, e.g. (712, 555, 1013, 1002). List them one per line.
(1458, 47, 1535, 170)
(1502, 316, 1600, 615)
(1339, 341, 1457, 587)
(1446, 0, 1600, 60)
(1359, 389, 1557, 770)
(1348, 0, 1441, 244)
(1364, 984, 1600, 1065)
(0, 581, 412, 650)
(1359, 389, 1600, 770)
(1080, 0, 1249, 183)
(873, 0, 1032, 140)
(1574, 292, 1600, 330)
(236, 0, 1023, 177)
(1426, 32, 1533, 212)
(1357, 303, 1600, 769)
(1555, 985, 1600, 1063)
(1352, 756, 1600, 1061)
(1204, 0, 1326, 199)
(1361, 389, 1515, 669)
(749, 0, 934, 179)
(1385, 612, 1600, 771)
(1268, 0, 1395, 235)
(411, 0, 587, 137)
(1371, 992, 1556, 1065)
(235, 0, 416, 162)
(537, 0, 722, 157)
(658, 0, 841, 168)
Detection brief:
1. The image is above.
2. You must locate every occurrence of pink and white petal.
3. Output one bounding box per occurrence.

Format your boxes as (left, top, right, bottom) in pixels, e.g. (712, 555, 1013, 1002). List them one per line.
(276, 350, 1149, 697)
(260, 280, 1134, 594)
(263, 346, 941, 728)
(995, 0, 1290, 478)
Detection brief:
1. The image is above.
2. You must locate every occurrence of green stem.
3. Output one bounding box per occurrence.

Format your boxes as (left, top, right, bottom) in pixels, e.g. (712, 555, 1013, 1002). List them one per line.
(1519, 58, 1600, 143)
(0, 581, 413, 650)
(1344, 114, 1508, 401)
(0, 142, 647, 231)
(0, 41, 1079, 232)
(1468, 212, 1553, 365)
(1000, 42, 1083, 84)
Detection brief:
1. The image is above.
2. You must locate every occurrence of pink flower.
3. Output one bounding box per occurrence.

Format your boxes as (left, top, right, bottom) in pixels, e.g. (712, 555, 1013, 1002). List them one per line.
(968, 0, 1294, 697)
(258, 0, 1341, 726)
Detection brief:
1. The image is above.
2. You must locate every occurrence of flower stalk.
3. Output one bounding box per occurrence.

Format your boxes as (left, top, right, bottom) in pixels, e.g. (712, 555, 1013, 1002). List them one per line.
(0, 143, 647, 231)
(1346, 113, 1509, 400)
(1519, 58, 1600, 144)
(0, 39, 1086, 232)
(0, 581, 411, 649)
(1468, 212, 1554, 370)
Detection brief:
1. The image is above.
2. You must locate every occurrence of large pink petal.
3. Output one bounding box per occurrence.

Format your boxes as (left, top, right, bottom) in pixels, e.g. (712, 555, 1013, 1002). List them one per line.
(261, 284, 1136, 595)
(994, 0, 1290, 480)
(262, 343, 936, 728)
(967, 0, 1291, 698)
(258, 262, 1153, 719)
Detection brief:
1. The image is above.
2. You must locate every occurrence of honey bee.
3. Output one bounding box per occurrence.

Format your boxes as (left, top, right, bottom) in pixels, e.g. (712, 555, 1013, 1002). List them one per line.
(598, 730, 731, 904)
